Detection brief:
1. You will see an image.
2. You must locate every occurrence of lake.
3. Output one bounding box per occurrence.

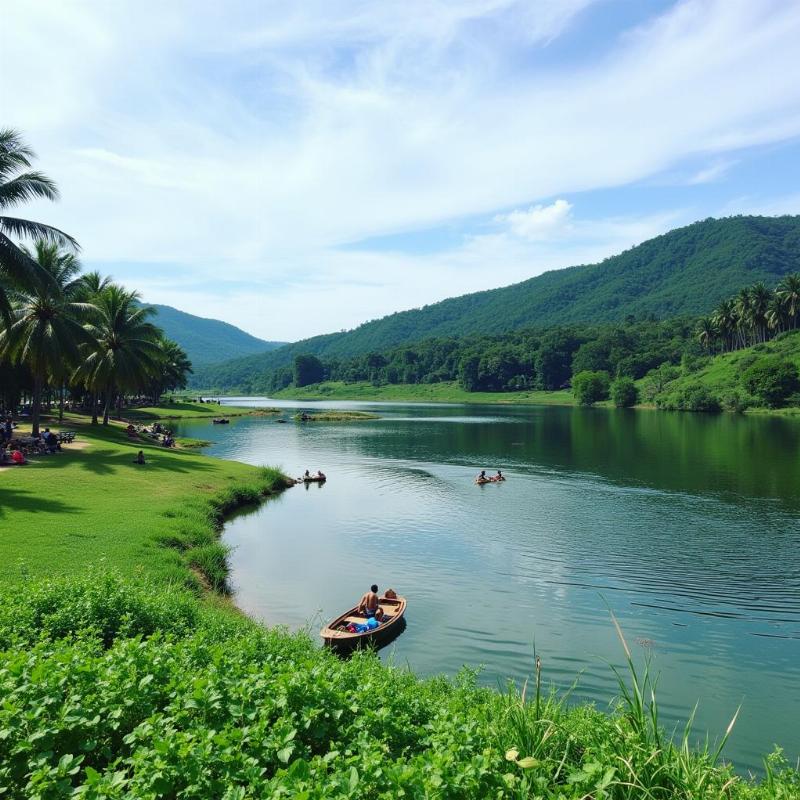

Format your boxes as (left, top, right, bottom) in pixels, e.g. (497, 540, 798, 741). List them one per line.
(173, 399, 800, 773)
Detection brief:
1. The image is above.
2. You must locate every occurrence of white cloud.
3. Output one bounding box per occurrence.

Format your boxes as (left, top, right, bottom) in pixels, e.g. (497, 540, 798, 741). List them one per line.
(3, 0, 800, 339)
(687, 159, 736, 185)
(495, 199, 573, 240)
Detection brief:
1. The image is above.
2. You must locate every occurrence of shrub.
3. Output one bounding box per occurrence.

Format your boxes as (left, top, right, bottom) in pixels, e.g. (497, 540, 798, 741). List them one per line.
(610, 376, 638, 407)
(572, 370, 610, 405)
(741, 357, 800, 408)
(719, 389, 750, 413)
(658, 384, 721, 412)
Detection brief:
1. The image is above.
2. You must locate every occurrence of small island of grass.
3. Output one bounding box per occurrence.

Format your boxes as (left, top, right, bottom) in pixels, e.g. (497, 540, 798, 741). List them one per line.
(124, 400, 281, 422)
(293, 409, 379, 422)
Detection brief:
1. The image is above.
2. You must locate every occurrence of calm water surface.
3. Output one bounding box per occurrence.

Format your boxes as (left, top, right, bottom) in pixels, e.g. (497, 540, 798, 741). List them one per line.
(173, 399, 800, 773)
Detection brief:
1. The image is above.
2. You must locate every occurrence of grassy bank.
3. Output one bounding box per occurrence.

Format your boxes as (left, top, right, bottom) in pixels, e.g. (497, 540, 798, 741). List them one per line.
(0, 573, 797, 798)
(0, 415, 291, 592)
(294, 410, 379, 422)
(123, 400, 280, 421)
(275, 380, 576, 406)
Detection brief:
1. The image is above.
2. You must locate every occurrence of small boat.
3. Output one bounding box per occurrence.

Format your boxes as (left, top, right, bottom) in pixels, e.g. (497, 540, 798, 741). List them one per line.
(299, 474, 327, 483)
(212, 418, 230, 425)
(321, 592, 407, 651)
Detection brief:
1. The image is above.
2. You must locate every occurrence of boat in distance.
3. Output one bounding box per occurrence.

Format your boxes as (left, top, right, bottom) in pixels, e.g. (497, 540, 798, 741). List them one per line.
(321, 593, 407, 651)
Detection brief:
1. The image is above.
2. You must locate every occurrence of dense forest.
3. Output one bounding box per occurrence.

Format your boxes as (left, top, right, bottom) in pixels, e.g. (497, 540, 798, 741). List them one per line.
(192, 214, 800, 389)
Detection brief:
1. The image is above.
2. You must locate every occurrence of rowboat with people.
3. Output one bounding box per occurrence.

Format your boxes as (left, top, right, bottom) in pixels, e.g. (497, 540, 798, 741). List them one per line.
(321, 589, 406, 652)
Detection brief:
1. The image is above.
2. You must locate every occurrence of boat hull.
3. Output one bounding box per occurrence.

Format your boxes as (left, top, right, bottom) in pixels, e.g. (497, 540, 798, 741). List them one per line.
(321, 595, 407, 653)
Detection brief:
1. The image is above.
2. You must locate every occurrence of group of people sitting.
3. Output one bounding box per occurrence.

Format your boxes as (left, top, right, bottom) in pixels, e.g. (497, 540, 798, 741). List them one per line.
(475, 469, 505, 484)
(299, 469, 326, 482)
(0, 426, 61, 466)
(0, 444, 26, 466)
(127, 423, 175, 447)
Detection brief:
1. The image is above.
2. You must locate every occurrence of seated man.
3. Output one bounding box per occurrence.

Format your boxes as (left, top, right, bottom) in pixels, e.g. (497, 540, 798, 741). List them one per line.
(358, 584, 381, 618)
(133, 450, 146, 465)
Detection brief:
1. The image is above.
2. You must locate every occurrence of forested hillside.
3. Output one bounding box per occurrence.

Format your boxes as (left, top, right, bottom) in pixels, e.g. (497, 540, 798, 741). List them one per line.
(151, 305, 285, 367)
(192, 215, 800, 389)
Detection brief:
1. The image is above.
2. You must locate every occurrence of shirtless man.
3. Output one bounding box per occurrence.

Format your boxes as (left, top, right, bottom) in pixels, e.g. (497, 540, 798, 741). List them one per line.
(358, 584, 381, 618)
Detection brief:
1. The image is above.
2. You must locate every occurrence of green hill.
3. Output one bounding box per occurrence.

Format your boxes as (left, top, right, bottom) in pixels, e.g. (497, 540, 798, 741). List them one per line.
(150, 304, 285, 367)
(192, 215, 800, 389)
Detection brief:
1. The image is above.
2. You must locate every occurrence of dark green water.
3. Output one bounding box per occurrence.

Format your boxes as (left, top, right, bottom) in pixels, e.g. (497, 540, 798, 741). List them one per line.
(173, 399, 800, 773)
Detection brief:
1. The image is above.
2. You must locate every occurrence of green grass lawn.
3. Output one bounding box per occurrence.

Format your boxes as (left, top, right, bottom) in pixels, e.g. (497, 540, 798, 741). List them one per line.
(0, 415, 289, 590)
(123, 400, 279, 421)
(275, 380, 576, 405)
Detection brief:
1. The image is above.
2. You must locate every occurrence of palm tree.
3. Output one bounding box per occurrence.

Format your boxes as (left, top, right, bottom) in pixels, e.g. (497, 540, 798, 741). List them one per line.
(748, 283, 772, 344)
(776, 273, 800, 330)
(734, 287, 754, 348)
(711, 298, 736, 353)
(0, 128, 78, 322)
(149, 337, 192, 403)
(766, 293, 789, 336)
(696, 317, 718, 353)
(0, 241, 93, 434)
(79, 285, 161, 424)
(76, 270, 113, 301)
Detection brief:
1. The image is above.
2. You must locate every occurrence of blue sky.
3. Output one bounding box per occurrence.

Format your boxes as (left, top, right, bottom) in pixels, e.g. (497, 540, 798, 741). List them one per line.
(4, 1, 800, 341)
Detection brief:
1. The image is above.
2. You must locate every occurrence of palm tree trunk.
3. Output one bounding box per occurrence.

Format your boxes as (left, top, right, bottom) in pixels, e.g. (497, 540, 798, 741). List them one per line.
(102, 389, 112, 425)
(91, 390, 99, 425)
(59, 382, 65, 422)
(116, 392, 123, 420)
(31, 371, 43, 436)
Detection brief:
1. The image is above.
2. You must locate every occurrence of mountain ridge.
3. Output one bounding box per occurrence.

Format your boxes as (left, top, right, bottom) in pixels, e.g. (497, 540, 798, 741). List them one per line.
(191, 215, 800, 388)
(150, 304, 285, 367)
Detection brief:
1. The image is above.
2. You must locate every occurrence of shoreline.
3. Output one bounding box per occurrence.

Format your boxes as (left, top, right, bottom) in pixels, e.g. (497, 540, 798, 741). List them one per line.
(194, 382, 800, 417)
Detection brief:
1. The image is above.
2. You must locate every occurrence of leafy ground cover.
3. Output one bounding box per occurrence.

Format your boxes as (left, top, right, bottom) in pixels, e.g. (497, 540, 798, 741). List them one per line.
(123, 401, 279, 421)
(0, 574, 797, 799)
(0, 415, 290, 591)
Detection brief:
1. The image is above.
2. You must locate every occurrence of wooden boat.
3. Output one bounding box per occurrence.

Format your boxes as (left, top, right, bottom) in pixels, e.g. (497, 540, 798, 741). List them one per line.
(300, 475, 326, 483)
(321, 593, 407, 651)
(212, 418, 230, 424)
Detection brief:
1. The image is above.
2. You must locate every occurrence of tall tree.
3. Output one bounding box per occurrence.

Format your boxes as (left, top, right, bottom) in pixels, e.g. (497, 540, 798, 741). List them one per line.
(776, 273, 800, 330)
(0, 241, 92, 434)
(78, 286, 160, 424)
(0, 128, 78, 322)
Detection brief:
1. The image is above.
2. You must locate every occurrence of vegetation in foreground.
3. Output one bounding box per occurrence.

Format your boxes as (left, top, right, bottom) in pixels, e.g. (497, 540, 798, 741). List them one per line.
(1, 573, 798, 799)
(0, 416, 290, 592)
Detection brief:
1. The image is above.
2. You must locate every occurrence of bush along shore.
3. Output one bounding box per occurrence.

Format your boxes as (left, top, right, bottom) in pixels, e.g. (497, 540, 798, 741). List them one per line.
(1, 574, 798, 798)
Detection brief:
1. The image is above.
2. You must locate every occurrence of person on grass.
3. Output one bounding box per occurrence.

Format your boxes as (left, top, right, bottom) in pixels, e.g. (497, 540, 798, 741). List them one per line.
(133, 450, 145, 465)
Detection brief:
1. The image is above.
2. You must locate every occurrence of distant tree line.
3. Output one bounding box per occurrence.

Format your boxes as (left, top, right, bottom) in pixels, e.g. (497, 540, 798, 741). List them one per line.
(267, 318, 697, 396)
(0, 129, 192, 433)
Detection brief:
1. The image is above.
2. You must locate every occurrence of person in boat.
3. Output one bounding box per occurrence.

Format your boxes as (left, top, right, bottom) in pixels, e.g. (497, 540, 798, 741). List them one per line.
(316, 469, 326, 481)
(492, 470, 505, 481)
(303, 469, 311, 480)
(476, 470, 488, 482)
(358, 584, 383, 619)
(133, 450, 146, 465)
